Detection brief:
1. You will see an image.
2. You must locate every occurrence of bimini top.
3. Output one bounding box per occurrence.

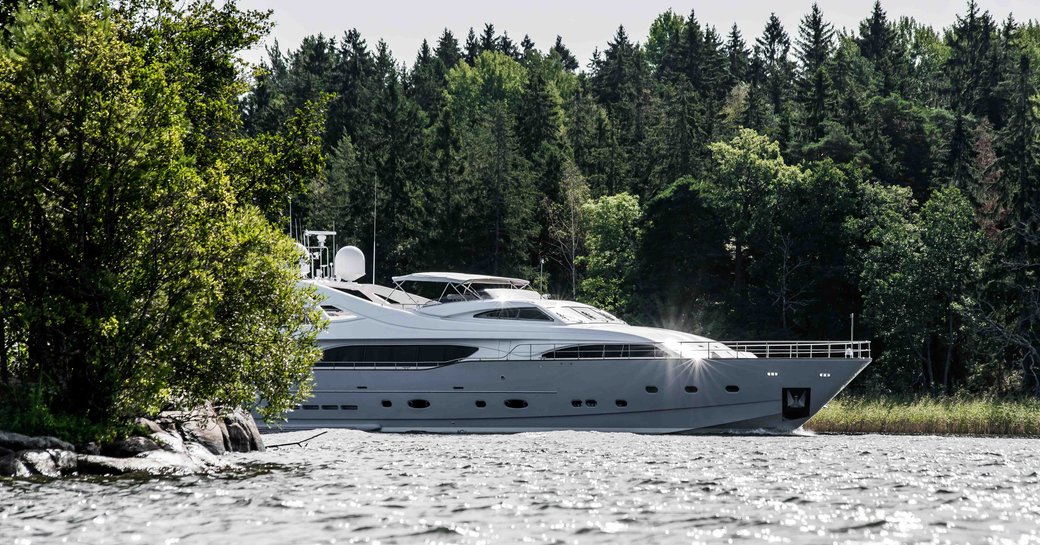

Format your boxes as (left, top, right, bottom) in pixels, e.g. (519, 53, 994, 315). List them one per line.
(392, 272, 530, 287)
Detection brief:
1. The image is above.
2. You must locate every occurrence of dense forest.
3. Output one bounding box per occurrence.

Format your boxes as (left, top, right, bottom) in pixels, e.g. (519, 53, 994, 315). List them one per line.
(244, 1, 1040, 396)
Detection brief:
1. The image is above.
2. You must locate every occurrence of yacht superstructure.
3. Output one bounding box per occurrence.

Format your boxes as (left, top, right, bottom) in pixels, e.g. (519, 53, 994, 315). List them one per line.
(271, 234, 870, 433)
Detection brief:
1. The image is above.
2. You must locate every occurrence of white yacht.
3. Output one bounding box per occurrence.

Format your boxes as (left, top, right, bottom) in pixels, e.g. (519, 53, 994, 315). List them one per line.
(274, 234, 870, 433)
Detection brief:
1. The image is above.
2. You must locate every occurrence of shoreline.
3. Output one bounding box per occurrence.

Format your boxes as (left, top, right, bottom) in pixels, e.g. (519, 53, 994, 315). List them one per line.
(804, 396, 1040, 437)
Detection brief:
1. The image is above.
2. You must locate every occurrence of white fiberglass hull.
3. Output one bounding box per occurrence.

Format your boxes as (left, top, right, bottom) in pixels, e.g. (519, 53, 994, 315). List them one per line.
(264, 356, 870, 434)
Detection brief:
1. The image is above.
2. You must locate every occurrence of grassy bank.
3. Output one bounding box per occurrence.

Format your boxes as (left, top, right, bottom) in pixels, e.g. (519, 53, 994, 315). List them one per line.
(804, 396, 1040, 436)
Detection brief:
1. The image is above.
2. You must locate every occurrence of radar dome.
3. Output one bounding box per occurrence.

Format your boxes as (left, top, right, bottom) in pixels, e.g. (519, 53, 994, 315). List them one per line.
(334, 246, 366, 282)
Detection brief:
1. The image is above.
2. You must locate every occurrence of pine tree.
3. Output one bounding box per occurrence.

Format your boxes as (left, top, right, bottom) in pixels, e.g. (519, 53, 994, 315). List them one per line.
(551, 35, 579, 71)
(756, 14, 794, 147)
(725, 24, 749, 86)
(795, 3, 835, 142)
(479, 23, 497, 53)
(857, 1, 907, 96)
(408, 39, 441, 116)
(946, 0, 1000, 121)
(435, 28, 462, 71)
(464, 28, 479, 64)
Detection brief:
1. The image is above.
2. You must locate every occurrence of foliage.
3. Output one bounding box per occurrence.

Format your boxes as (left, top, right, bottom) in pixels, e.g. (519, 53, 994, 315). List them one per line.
(0, 0, 325, 440)
(579, 194, 641, 314)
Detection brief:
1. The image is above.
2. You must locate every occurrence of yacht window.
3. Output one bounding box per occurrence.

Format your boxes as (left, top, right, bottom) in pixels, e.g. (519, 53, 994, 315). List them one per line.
(541, 344, 669, 359)
(321, 304, 351, 317)
(473, 307, 553, 321)
(317, 345, 478, 366)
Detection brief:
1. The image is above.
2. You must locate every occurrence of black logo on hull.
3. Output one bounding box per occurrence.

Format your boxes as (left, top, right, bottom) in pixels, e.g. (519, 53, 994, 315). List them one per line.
(782, 388, 811, 420)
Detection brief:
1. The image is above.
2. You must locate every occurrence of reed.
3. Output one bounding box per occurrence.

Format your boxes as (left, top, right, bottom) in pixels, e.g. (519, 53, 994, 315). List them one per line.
(804, 396, 1040, 436)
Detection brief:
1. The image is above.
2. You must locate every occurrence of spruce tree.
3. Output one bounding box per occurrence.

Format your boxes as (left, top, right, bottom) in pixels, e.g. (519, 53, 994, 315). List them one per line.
(551, 35, 579, 72)
(756, 14, 794, 147)
(725, 24, 749, 86)
(795, 3, 835, 142)
(464, 28, 479, 64)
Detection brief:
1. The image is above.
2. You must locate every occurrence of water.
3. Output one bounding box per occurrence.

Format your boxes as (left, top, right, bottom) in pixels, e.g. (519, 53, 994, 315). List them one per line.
(3, 430, 1040, 544)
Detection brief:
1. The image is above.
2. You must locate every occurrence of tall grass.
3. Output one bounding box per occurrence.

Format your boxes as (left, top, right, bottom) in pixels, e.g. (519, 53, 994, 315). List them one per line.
(805, 396, 1040, 436)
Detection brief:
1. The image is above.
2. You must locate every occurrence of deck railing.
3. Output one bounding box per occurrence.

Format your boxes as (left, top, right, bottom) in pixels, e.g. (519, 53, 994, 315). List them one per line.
(314, 340, 871, 369)
(495, 340, 871, 361)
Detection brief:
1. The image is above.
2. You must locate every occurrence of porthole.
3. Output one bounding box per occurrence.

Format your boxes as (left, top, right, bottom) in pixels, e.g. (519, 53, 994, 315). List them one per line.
(381, 400, 392, 407)
(302, 405, 319, 410)
(725, 385, 740, 393)
(585, 399, 597, 407)
(571, 399, 583, 407)
(645, 386, 659, 393)
(341, 405, 358, 410)
(475, 400, 486, 408)
(685, 385, 698, 393)
(408, 399, 430, 409)
(504, 399, 529, 409)
(321, 404, 338, 410)
(615, 399, 628, 407)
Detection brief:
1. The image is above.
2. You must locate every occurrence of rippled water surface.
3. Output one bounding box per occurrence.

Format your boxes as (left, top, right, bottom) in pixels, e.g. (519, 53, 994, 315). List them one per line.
(3, 431, 1040, 544)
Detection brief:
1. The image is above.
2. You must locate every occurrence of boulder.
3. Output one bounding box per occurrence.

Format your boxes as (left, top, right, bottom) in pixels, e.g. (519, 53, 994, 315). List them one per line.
(0, 430, 73, 452)
(102, 436, 161, 458)
(135, 417, 164, 434)
(149, 430, 186, 454)
(77, 442, 101, 455)
(180, 416, 227, 456)
(223, 409, 265, 452)
(0, 452, 30, 477)
(3, 449, 78, 477)
(76, 450, 203, 476)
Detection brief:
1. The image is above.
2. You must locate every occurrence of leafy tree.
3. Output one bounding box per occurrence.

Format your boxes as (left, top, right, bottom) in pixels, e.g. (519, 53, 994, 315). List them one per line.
(579, 193, 641, 314)
(861, 187, 986, 391)
(0, 0, 324, 439)
(706, 129, 799, 298)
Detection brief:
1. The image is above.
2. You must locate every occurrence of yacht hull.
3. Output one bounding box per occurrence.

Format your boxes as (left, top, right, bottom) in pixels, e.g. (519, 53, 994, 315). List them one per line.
(262, 356, 870, 434)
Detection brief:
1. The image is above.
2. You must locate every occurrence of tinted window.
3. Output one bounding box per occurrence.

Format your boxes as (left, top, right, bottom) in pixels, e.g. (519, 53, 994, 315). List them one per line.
(541, 344, 669, 359)
(317, 345, 478, 366)
(408, 399, 430, 408)
(474, 307, 552, 321)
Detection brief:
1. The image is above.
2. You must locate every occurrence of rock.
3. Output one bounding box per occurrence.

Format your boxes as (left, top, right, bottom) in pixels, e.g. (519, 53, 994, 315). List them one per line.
(0, 430, 74, 452)
(76, 451, 203, 476)
(0, 453, 30, 477)
(2, 449, 78, 477)
(149, 430, 186, 454)
(224, 421, 251, 453)
(223, 409, 265, 452)
(181, 416, 227, 456)
(102, 436, 161, 458)
(0, 446, 12, 457)
(135, 417, 163, 434)
(184, 441, 225, 469)
(77, 442, 101, 455)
